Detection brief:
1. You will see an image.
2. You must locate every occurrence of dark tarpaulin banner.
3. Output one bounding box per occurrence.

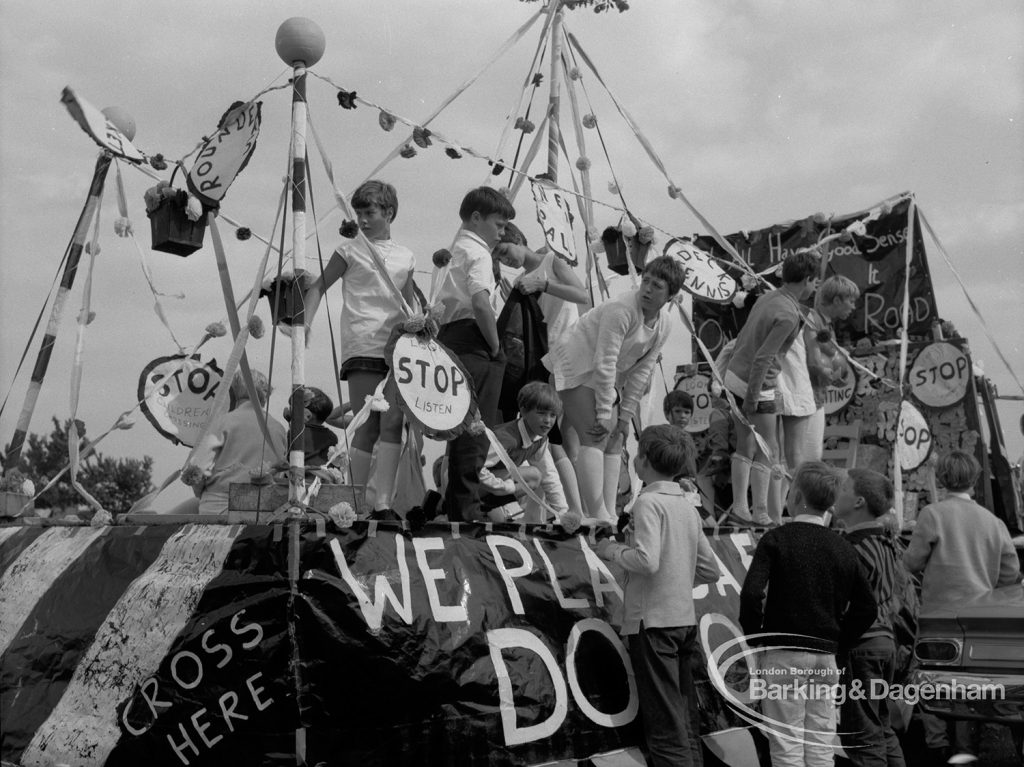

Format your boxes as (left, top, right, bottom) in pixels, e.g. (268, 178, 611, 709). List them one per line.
(0, 521, 764, 767)
(691, 196, 938, 360)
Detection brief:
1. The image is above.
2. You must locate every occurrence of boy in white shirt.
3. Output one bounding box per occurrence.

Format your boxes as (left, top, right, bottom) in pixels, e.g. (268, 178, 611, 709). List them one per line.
(434, 187, 516, 520)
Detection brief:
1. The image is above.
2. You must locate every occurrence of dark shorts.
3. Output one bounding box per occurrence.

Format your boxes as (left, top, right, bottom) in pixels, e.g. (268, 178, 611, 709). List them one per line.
(339, 356, 389, 381)
(732, 391, 782, 415)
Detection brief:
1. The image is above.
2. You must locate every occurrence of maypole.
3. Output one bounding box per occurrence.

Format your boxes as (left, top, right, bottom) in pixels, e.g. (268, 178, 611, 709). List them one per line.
(545, 0, 565, 181)
(275, 18, 325, 510)
(2, 108, 133, 469)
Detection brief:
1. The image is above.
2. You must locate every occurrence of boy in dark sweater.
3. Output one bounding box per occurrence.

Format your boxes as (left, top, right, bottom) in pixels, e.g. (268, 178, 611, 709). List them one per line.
(833, 468, 914, 767)
(739, 461, 876, 767)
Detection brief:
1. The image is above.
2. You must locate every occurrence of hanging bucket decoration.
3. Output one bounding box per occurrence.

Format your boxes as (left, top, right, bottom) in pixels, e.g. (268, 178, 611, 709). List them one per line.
(144, 165, 208, 256)
(260, 272, 308, 326)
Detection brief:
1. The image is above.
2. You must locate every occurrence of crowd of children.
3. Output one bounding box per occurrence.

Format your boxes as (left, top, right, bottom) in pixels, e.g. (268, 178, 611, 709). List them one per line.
(174, 180, 1022, 767)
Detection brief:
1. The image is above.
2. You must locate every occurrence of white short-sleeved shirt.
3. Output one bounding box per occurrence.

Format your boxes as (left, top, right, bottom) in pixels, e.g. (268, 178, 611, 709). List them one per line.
(534, 251, 580, 346)
(333, 238, 415, 360)
(434, 229, 495, 325)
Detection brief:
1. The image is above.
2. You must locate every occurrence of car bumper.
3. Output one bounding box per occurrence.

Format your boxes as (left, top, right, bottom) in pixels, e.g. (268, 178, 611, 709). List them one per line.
(910, 670, 1024, 724)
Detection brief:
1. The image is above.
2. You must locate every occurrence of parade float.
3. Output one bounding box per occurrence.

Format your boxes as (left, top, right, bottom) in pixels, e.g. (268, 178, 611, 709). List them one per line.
(2, 6, 1022, 767)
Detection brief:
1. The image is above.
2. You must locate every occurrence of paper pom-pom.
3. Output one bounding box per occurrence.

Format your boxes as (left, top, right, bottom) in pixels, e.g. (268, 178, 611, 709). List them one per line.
(667, 185, 681, 199)
(185, 195, 204, 222)
(339, 220, 359, 238)
(732, 290, 748, 308)
(575, 156, 591, 171)
(77, 309, 96, 325)
(401, 314, 427, 333)
(637, 226, 654, 245)
(399, 144, 417, 159)
(582, 113, 597, 129)
(248, 315, 265, 339)
(812, 211, 829, 225)
(428, 302, 446, 323)
(740, 273, 758, 291)
(336, 88, 358, 109)
(114, 217, 132, 238)
(84, 242, 101, 255)
(607, 181, 619, 195)
(532, 72, 544, 86)
(514, 117, 535, 134)
(378, 111, 396, 131)
(205, 321, 227, 338)
(236, 227, 252, 241)
(328, 501, 357, 529)
(845, 220, 867, 237)
(181, 463, 206, 487)
(365, 393, 390, 412)
(20, 478, 35, 497)
(568, 67, 581, 81)
(149, 153, 168, 171)
(412, 126, 433, 148)
(90, 509, 113, 527)
(114, 414, 135, 430)
(559, 509, 582, 533)
(445, 147, 462, 159)
(619, 219, 637, 239)
(491, 161, 505, 176)
(879, 201, 893, 216)
(467, 419, 485, 436)
(432, 248, 452, 267)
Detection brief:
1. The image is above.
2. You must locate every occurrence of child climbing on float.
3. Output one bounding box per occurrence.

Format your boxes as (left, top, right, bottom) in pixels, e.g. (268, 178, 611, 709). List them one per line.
(544, 255, 686, 526)
(491, 222, 589, 518)
(282, 386, 341, 478)
(303, 180, 417, 516)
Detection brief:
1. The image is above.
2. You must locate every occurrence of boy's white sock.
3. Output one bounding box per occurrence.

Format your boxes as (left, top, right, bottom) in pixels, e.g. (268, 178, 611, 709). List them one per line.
(553, 451, 583, 516)
(730, 454, 753, 520)
(576, 445, 610, 522)
(349, 446, 372, 486)
(372, 441, 403, 511)
(603, 452, 621, 521)
(750, 461, 773, 524)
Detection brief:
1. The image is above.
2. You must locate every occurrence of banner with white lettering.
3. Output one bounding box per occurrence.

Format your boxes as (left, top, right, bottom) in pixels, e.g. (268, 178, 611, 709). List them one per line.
(691, 196, 936, 360)
(0, 521, 768, 767)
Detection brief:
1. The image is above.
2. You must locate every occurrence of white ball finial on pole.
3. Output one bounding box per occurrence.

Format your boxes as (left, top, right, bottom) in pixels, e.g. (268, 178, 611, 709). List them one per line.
(101, 106, 136, 141)
(275, 17, 325, 67)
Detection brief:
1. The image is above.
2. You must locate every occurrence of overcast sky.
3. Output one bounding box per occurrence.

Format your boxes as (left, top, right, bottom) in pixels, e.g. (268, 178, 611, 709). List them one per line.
(1, 0, 1021, 505)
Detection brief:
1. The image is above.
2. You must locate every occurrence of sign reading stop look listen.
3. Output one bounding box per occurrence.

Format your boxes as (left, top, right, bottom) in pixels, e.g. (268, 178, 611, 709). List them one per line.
(390, 333, 476, 439)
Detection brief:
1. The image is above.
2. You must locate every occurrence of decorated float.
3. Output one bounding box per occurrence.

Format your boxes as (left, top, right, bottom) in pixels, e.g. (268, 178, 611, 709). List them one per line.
(2, 6, 1022, 767)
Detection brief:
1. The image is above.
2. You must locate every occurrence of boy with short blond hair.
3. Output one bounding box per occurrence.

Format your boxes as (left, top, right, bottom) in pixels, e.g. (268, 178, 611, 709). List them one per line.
(597, 424, 720, 766)
(479, 381, 569, 523)
(435, 186, 516, 520)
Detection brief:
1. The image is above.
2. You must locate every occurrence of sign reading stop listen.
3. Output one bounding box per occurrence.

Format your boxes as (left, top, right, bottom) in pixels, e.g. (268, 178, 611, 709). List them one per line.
(389, 333, 476, 439)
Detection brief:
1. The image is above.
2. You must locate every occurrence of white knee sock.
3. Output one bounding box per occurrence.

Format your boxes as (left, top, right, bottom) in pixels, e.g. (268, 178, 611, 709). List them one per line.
(553, 452, 583, 516)
(750, 461, 772, 524)
(348, 446, 373, 486)
(603, 452, 622, 520)
(372, 441, 403, 511)
(730, 454, 753, 519)
(576, 445, 610, 521)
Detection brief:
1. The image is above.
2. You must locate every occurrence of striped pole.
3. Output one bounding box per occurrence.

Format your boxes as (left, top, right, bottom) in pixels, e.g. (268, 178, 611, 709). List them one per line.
(276, 19, 325, 510)
(545, 1, 564, 182)
(4, 152, 112, 469)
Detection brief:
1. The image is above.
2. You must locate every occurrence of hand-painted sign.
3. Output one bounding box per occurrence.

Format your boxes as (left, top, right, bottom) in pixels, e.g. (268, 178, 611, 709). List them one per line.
(531, 179, 578, 266)
(896, 399, 932, 471)
(663, 238, 737, 304)
(673, 372, 713, 433)
(908, 341, 970, 408)
(0, 521, 762, 767)
(138, 355, 231, 447)
(389, 333, 475, 439)
(823, 355, 856, 415)
(186, 101, 262, 208)
(61, 86, 147, 163)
